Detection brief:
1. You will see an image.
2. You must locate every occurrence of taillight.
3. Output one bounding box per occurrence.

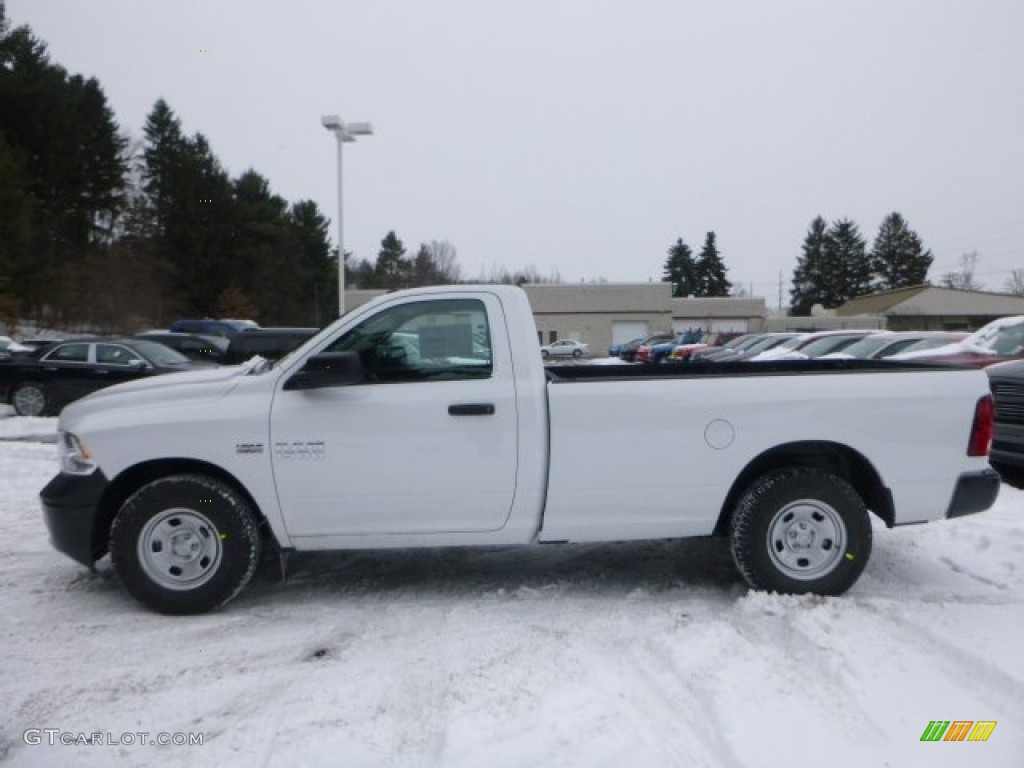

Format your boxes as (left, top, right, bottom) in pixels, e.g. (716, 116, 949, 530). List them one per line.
(967, 395, 994, 457)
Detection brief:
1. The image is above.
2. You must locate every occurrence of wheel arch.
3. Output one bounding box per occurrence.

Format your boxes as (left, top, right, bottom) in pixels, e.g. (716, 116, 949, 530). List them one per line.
(713, 440, 894, 536)
(93, 458, 275, 562)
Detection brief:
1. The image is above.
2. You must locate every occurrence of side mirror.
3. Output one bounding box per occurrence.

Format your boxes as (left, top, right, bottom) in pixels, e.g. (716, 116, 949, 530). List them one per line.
(283, 351, 363, 390)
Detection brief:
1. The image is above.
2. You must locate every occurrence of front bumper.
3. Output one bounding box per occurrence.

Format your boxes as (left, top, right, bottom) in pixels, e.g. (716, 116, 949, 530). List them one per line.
(39, 471, 110, 567)
(945, 469, 1002, 520)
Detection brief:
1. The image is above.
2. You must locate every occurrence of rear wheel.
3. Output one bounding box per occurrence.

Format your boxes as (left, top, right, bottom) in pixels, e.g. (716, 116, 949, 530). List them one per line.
(11, 380, 49, 417)
(110, 474, 261, 614)
(541, 350, 549, 359)
(730, 468, 871, 595)
(572, 349, 582, 358)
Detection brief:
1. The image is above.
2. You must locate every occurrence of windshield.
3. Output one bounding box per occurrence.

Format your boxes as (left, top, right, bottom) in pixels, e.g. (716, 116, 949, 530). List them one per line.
(130, 339, 191, 366)
(777, 335, 807, 351)
(836, 335, 893, 358)
(799, 335, 862, 358)
(746, 335, 796, 354)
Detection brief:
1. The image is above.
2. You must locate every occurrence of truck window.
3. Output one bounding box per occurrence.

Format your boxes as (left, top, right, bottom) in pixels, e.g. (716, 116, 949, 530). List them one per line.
(325, 299, 493, 383)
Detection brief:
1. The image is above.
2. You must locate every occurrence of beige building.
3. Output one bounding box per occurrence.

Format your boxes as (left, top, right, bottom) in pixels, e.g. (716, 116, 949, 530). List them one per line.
(836, 285, 1024, 331)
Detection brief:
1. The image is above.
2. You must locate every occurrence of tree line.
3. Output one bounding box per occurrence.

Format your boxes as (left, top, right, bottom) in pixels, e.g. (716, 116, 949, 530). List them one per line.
(661, 232, 732, 298)
(0, 22, 343, 331)
(0, 22, 480, 333)
(789, 213, 934, 315)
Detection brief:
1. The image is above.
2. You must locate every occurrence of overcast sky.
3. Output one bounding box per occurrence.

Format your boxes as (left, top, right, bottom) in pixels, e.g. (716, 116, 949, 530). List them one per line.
(9, 0, 1024, 303)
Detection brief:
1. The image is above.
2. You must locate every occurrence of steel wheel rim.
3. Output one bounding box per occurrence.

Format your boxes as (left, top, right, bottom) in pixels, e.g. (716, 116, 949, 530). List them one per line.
(766, 499, 846, 580)
(138, 508, 223, 591)
(13, 385, 45, 416)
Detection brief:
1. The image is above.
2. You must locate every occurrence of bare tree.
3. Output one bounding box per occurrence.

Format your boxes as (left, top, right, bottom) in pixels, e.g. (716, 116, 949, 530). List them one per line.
(426, 240, 462, 283)
(941, 251, 982, 291)
(1006, 269, 1024, 297)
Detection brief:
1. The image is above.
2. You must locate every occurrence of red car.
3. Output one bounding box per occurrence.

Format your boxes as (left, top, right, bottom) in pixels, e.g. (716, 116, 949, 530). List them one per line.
(892, 316, 1024, 368)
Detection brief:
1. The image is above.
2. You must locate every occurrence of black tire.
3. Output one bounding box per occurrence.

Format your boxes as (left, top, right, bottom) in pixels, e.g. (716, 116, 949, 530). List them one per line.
(11, 380, 49, 417)
(110, 474, 261, 614)
(541, 350, 549, 359)
(730, 468, 871, 595)
(572, 349, 582, 358)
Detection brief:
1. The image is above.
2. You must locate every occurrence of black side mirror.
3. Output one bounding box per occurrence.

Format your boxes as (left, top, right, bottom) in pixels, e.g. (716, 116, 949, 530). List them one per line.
(283, 351, 363, 390)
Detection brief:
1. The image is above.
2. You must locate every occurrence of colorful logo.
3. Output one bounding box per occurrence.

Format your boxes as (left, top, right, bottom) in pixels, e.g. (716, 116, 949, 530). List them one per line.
(921, 721, 997, 742)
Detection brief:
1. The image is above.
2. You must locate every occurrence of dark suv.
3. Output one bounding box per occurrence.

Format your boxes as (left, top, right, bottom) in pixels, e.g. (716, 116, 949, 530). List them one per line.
(169, 318, 259, 338)
(987, 359, 1024, 489)
(222, 328, 318, 365)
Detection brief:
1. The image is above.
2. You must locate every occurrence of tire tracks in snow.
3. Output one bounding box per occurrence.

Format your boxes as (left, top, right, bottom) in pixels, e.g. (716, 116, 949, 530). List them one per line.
(860, 598, 1024, 715)
(573, 632, 746, 768)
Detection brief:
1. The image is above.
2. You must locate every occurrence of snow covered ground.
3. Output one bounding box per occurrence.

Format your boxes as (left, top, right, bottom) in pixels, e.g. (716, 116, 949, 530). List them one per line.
(1, 411, 1022, 767)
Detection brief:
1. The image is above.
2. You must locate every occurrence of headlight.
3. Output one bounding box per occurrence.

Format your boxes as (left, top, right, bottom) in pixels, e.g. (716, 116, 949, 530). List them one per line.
(59, 431, 96, 475)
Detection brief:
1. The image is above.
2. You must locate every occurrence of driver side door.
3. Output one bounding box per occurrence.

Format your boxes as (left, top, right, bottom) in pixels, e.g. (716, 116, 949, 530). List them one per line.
(270, 293, 519, 540)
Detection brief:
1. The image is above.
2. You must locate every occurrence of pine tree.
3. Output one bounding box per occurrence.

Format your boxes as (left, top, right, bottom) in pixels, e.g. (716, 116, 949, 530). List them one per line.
(790, 216, 829, 315)
(287, 200, 334, 325)
(662, 238, 697, 297)
(0, 134, 32, 318)
(824, 218, 872, 305)
(869, 212, 933, 291)
(0, 24, 127, 319)
(694, 232, 732, 297)
(412, 245, 436, 286)
(375, 230, 411, 289)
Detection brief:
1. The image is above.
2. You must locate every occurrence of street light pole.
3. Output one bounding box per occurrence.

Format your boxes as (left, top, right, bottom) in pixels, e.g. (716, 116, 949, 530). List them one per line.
(321, 115, 373, 316)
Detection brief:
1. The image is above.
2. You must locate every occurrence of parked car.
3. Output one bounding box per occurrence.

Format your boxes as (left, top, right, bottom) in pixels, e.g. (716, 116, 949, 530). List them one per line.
(724, 333, 805, 362)
(540, 339, 590, 359)
(169, 318, 260, 338)
(987, 358, 1024, 489)
(689, 333, 762, 362)
(637, 332, 693, 363)
(621, 333, 674, 362)
(222, 327, 319, 365)
(749, 330, 875, 361)
(890, 316, 1024, 368)
(822, 331, 968, 361)
(135, 331, 229, 364)
(0, 338, 201, 417)
(0, 335, 31, 360)
(608, 338, 641, 358)
(667, 332, 741, 362)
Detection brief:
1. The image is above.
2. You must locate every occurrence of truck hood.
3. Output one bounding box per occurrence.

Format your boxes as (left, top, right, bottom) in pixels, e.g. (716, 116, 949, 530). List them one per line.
(62, 361, 265, 422)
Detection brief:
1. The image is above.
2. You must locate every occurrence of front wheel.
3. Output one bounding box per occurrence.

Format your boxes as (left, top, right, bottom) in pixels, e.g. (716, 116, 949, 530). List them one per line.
(541, 350, 549, 359)
(730, 468, 871, 595)
(110, 474, 261, 614)
(11, 380, 49, 417)
(572, 349, 582, 358)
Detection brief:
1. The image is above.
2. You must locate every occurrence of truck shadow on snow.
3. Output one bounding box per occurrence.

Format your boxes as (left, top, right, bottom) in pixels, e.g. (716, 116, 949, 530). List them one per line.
(241, 537, 745, 604)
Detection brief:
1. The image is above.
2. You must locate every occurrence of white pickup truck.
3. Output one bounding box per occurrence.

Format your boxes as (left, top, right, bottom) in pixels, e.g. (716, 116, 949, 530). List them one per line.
(41, 285, 1001, 614)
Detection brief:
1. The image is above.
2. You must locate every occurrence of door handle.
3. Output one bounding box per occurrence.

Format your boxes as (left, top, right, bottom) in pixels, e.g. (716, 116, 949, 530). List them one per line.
(448, 403, 495, 416)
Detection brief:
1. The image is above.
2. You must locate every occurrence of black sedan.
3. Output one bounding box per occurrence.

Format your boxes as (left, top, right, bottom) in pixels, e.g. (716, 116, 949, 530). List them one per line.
(0, 338, 200, 417)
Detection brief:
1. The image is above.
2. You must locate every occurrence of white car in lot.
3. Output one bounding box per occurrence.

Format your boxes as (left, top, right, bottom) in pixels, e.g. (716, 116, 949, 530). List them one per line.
(541, 339, 589, 359)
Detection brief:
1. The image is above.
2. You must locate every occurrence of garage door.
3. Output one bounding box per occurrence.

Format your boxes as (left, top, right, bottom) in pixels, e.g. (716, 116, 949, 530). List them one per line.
(612, 321, 649, 345)
(711, 320, 749, 333)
